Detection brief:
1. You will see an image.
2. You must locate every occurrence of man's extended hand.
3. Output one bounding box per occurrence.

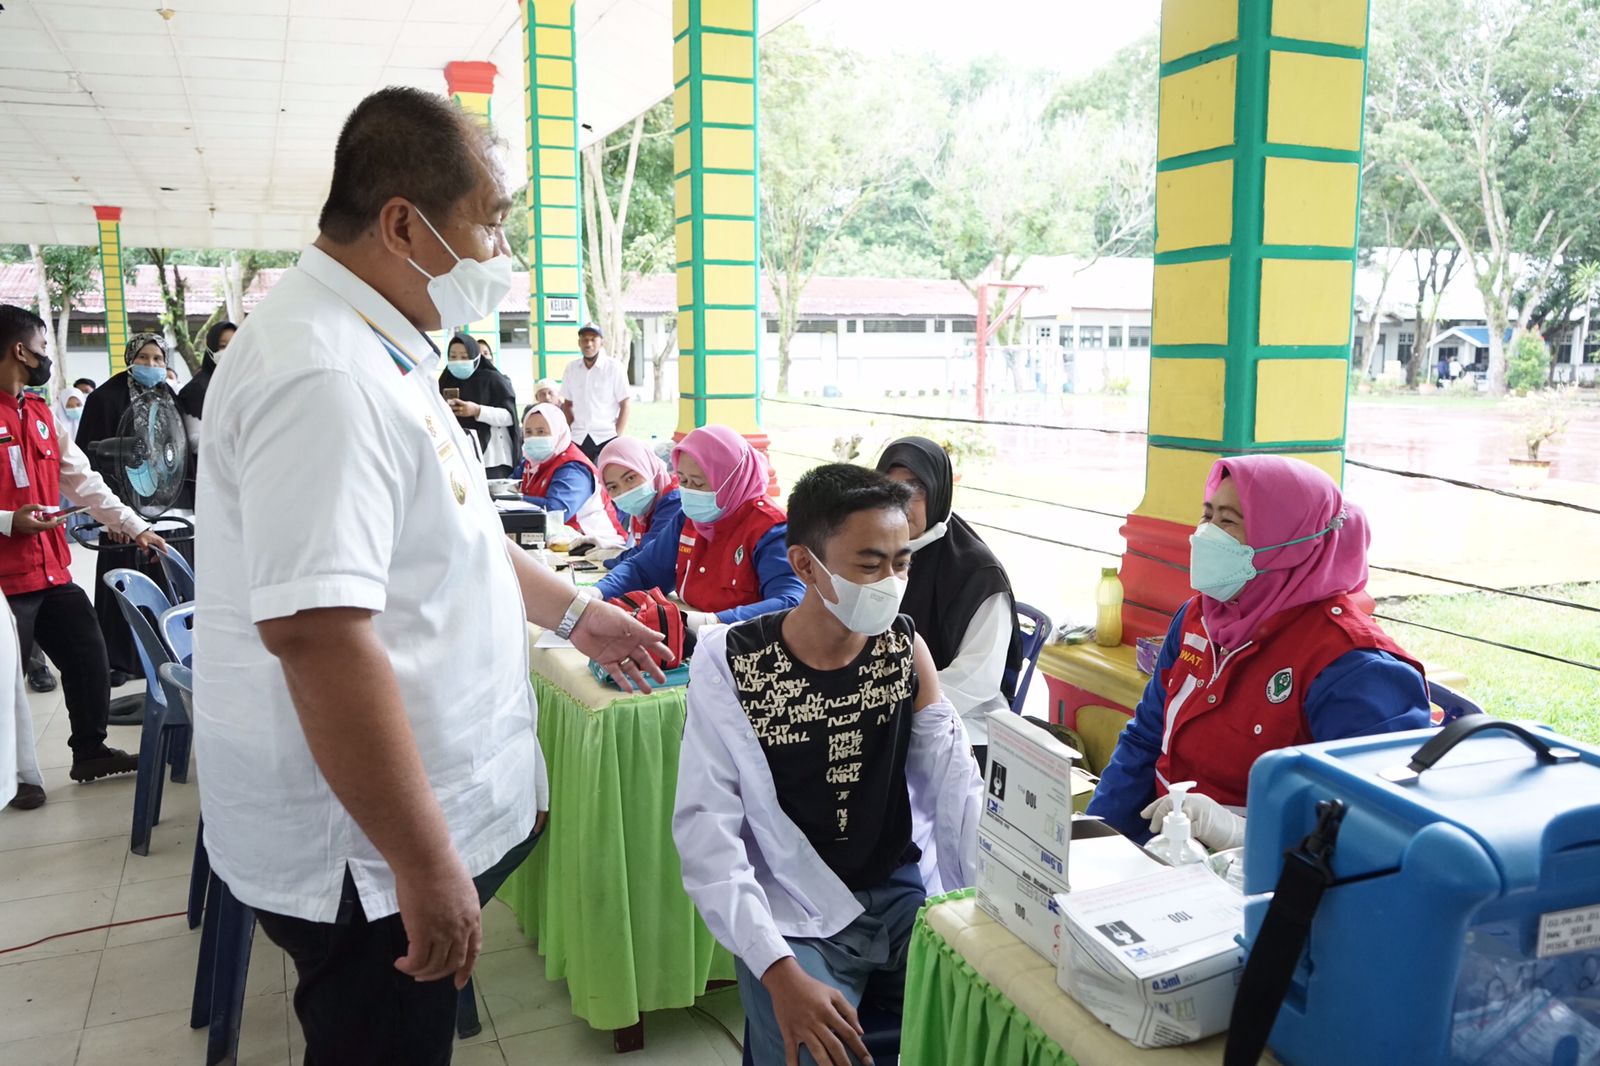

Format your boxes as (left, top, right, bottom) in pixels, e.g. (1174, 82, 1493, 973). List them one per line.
(392, 852, 482, 990)
(11, 504, 65, 536)
(133, 530, 168, 560)
(761, 957, 870, 1066)
(569, 599, 668, 693)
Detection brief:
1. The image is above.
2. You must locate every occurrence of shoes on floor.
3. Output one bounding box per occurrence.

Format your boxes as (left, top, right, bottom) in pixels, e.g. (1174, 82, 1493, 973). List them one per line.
(26, 662, 57, 692)
(6, 782, 46, 809)
(69, 747, 140, 783)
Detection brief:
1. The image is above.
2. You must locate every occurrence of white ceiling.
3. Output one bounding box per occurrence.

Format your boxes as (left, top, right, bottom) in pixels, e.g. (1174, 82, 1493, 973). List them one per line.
(0, 0, 813, 249)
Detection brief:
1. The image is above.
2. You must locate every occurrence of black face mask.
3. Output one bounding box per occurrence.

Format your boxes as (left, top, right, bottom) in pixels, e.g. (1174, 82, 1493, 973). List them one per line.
(23, 349, 51, 389)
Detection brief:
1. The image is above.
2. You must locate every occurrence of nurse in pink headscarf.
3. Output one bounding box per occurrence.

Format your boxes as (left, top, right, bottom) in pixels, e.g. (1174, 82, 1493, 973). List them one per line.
(593, 426, 803, 633)
(585, 437, 683, 570)
(1087, 455, 1431, 847)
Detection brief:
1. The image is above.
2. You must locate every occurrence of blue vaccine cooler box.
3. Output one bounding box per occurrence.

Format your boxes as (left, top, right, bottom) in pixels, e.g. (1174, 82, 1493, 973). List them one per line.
(1240, 717, 1600, 1066)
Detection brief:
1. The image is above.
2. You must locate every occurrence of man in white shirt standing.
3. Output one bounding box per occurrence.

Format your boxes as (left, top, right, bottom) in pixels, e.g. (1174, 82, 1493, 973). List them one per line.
(194, 88, 666, 1066)
(561, 323, 630, 463)
(674, 464, 983, 1066)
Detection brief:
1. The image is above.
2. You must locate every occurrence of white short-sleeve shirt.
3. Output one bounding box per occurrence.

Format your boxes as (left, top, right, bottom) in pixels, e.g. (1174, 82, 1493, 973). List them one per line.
(193, 244, 548, 924)
(561, 354, 630, 443)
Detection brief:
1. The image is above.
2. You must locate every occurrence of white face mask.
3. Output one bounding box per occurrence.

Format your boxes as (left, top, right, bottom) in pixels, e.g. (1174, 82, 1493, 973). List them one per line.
(808, 549, 907, 637)
(406, 207, 513, 329)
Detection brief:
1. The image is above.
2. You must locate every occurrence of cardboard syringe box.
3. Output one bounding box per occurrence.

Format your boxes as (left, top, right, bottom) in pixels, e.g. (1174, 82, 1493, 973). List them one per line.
(981, 711, 1080, 885)
(1057, 863, 1246, 1049)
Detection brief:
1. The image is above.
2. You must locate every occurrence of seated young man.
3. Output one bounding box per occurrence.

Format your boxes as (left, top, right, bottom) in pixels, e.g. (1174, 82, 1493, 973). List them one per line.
(674, 463, 983, 1066)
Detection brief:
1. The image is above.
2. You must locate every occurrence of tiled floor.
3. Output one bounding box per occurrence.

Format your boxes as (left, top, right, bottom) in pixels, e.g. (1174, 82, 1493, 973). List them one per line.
(1, 682, 747, 1066)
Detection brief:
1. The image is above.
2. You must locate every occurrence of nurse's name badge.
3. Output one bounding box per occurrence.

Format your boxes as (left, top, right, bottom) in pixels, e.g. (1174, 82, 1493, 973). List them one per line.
(450, 471, 467, 505)
(1266, 668, 1294, 704)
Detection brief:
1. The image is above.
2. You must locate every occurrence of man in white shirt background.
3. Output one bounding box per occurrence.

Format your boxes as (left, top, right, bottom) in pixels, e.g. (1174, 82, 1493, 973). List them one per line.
(561, 322, 630, 463)
(194, 87, 666, 1066)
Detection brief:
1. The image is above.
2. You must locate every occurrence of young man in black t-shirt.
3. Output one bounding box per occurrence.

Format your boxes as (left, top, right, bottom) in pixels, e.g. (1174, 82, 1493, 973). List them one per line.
(674, 464, 983, 1066)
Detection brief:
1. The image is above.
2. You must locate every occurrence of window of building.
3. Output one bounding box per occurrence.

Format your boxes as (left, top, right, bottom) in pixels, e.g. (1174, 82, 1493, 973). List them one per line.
(1035, 325, 1053, 344)
(846, 320, 857, 333)
(949, 318, 976, 334)
(1107, 326, 1123, 348)
(1078, 326, 1103, 349)
(499, 322, 528, 346)
(1058, 329, 1074, 349)
(1128, 326, 1151, 348)
(765, 318, 780, 333)
(863, 318, 930, 333)
(1439, 345, 1458, 362)
(1586, 342, 1600, 364)
(1398, 332, 1414, 362)
(1558, 342, 1573, 362)
(934, 320, 947, 333)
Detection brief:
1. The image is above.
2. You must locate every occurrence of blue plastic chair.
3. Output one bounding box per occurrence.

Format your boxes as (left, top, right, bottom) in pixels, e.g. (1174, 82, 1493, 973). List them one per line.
(105, 569, 187, 855)
(160, 603, 194, 668)
(1008, 601, 1054, 714)
(158, 548, 197, 605)
(190, 866, 254, 1066)
(1428, 681, 1483, 725)
(157, 664, 209, 930)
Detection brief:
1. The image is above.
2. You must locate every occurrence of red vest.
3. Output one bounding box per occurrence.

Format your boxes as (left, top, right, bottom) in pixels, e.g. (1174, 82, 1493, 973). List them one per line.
(0, 394, 72, 597)
(520, 443, 624, 537)
(675, 495, 785, 614)
(1154, 594, 1424, 808)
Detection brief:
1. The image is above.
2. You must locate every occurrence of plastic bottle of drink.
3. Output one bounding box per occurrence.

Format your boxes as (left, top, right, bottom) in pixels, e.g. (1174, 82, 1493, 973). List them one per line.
(1095, 567, 1124, 648)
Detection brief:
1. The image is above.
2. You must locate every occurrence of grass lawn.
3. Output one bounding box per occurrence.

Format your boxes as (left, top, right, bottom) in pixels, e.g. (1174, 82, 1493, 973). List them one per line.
(1376, 583, 1600, 743)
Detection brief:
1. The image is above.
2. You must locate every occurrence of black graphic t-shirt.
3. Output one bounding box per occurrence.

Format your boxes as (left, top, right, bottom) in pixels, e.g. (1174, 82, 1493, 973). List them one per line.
(726, 610, 922, 891)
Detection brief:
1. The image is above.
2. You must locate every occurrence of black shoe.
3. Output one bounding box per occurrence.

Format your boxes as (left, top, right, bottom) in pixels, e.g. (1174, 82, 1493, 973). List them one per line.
(7, 783, 46, 810)
(109, 670, 131, 688)
(26, 663, 56, 693)
(70, 747, 139, 782)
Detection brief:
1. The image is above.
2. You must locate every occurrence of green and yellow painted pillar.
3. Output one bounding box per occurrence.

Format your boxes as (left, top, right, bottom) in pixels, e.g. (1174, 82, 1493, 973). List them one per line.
(92, 205, 129, 367)
(521, 0, 583, 379)
(444, 60, 504, 360)
(1120, 0, 1372, 636)
(672, 0, 770, 470)
(1044, 0, 1373, 758)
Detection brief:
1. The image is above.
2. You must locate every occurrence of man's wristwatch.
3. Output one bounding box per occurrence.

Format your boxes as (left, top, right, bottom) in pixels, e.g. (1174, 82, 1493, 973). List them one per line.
(554, 592, 592, 639)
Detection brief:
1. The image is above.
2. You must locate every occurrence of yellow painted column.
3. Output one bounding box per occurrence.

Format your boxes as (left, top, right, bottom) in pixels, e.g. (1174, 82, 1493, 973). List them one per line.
(1119, 0, 1374, 637)
(672, 0, 763, 439)
(444, 61, 504, 360)
(522, 0, 583, 380)
(92, 206, 129, 367)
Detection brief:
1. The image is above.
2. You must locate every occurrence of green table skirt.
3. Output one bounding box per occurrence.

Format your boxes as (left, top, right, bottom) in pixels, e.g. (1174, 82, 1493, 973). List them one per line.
(901, 890, 1078, 1066)
(496, 671, 736, 1030)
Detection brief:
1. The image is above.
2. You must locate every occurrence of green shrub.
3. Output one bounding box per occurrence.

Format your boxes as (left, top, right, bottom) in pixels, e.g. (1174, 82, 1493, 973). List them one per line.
(1507, 333, 1552, 393)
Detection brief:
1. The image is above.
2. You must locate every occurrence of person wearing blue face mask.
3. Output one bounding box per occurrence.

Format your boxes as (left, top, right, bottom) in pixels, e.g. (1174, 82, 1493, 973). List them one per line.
(76, 331, 185, 687)
(1086, 455, 1431, 851)
(516, 401, 625, 548)
(438, 332, 520, 480)
(579, 436, 682, 571)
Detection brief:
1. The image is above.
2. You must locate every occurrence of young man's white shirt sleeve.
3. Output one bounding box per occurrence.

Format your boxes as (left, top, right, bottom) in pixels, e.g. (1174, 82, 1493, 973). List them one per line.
(906, 697, 985, 896)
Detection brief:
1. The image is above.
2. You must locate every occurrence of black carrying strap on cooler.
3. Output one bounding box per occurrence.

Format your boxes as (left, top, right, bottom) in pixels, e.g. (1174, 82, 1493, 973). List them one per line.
(1223, 799, 1346, 1066)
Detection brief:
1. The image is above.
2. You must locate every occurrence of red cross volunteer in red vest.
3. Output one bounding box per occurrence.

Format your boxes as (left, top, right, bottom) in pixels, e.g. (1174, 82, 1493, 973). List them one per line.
(0, 306, 170, 804)
(1087, 455, 1431, 848)
(593, 425, 804, 633)
(517, 401, 625, 548)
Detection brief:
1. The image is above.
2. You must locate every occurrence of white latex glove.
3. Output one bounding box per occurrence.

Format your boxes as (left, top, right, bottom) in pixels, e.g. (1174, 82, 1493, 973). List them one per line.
(684, 610, 716, 634)
(1140, 790, 1246, 851)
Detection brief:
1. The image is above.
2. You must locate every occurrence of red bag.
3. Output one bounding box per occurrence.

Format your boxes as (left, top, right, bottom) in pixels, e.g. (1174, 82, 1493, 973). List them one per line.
(606, 587, 693, 669)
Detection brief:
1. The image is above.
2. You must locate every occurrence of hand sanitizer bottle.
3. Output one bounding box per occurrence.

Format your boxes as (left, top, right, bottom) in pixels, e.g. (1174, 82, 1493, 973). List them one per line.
(1144, 780, 1209, 866)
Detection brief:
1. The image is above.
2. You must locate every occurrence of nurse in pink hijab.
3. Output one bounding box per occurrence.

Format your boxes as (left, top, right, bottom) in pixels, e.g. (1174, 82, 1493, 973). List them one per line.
(593, 426, 804, 632)
(591, 437, 683, 570)
(1087, 455, 1432, 847)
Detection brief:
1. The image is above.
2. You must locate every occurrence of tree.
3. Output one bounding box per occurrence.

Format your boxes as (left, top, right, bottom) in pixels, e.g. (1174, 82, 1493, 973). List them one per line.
(1379, 0, 1600, 395)
(1407, 244, 1465, 386)
(582, 100, 676, 368)
(1568, 261, 1600, 375)
(7, 245, 98, 384)
(758, 27, 940, 393)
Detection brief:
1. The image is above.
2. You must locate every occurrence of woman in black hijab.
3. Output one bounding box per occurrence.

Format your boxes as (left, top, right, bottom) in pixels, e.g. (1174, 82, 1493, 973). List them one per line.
(439, 332, 521, 480)
(877, 437, 1022, 762)
(177, 319, 234, 429)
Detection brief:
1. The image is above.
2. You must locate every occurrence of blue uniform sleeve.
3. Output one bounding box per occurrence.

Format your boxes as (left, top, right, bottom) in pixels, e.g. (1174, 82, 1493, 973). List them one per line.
(1305, 649, 1432, 742)
(1084, 603, 1190, 843)
(605, 490, 682, 571)
(713, 524, 805, 623)
(596, 509, 685, 600)
(522, 461, 593, 518)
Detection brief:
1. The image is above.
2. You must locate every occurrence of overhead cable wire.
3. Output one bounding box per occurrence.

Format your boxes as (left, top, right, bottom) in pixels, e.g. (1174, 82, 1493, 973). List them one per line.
(1372, 615, 1600, 674)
